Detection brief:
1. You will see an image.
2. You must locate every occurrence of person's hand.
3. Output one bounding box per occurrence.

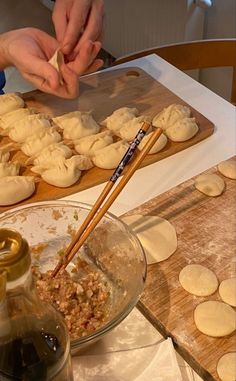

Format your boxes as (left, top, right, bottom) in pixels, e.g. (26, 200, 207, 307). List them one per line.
(0, 28, 102, 98)
(52, 0, 104, 56)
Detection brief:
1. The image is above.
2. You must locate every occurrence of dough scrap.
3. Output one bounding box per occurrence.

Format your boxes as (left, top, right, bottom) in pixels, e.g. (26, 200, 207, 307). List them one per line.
(218, 160, 236, 180)
(164, 117, 199, 142)
(194, 301, 236, 337)
(217, 352, 236, 381)
(21, 128, 62, 157)
(179, 264, 218, 296)
(74, 131, 114, 157)
(219, 278, 236, 307)
(122, 214, 177, 264)
(48, 49, 64, 85)
(102, 107, 139, 132)
(194, 174, 225, 197)
(152, 103, 191, 130)
(138, 131, 168, 154)
(0, 93, 24, 115)
(0, 176, 35, 205)
(0, 161, 20, 178)
(118, 115, 152, 141)
(92, 140, 129, 169)
(53, 111, 100, 140)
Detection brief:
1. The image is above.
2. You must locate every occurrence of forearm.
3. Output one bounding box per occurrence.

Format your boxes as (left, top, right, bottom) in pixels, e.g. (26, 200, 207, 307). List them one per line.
(0, 33, 11, 70)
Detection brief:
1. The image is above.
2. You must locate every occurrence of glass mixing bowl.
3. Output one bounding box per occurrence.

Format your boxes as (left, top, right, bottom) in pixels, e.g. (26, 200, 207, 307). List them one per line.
(0, 200, 146, 354)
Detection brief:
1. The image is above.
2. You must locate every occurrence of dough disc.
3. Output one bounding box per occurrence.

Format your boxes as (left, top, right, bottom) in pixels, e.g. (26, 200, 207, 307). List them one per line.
(217, 160, 236, 180)
(217, 352, 236, 381)
(179, 264, 218, 296)
(194, 174, 225, 197)
(219, 278, 236, 307)
(194, 301, 236, 337)
(122, 214, 177, 264)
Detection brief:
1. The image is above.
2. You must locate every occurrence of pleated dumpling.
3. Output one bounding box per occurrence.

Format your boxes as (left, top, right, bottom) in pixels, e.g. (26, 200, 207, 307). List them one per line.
(31, 155, 92, 187)
(74, 131, 114, 157)
(118, 115, 151, 141)
(152, 104, 191, 130)
(0, 93, 24, 115)
(31, 142, 72, 166)
(101, 107, 139, 132)
(0, 176, 35, 205)
(52, 111, 100, 140)
(0, 161, 20, 178)
(138, 131, 168, 154)
(21, 128, 62, 157)
(165, 117, 199, 142)
(8, 115, 51, 143)
(92, 140, 129, 169)
(0, 108, 33, 130)
(0, 143, 15, 163)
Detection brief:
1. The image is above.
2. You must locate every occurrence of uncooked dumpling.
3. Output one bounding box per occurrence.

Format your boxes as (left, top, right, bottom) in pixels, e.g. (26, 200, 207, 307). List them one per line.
(53, 111, 100, 140)
(31, 156, 86, 187)
(74, 131, 114, 156)
(138, 131, 168, 154)
(0, 108, 33, 130)
(152, 103, 191, 130)
(0, 143, 15, 163)
(32, 142, 72, 166)
(122, 214, 177, 264)
(118, 115, 151, 141)
(0, 161, 20, 178)
(21, 128, 62, 156)
(219, 278, 236, 307)
(48, 49, 64, 85)
(0, 93, 24, 115)
(0, 176, 35, 205)
(8, 115, 51, 143)
(217, 352, 236, 381)
(195, 174, 225, 196)
(218, 160, 236, 180)
(164, 117, 199, 142)
(179, 264, 218, 296)
(92, 140, 129, 169)
(101, 107, 139, 132)
(194, 301, 236, 337)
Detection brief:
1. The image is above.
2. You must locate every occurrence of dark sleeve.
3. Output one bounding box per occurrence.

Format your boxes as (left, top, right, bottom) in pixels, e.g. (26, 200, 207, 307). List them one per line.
(0, 71, 6, 95)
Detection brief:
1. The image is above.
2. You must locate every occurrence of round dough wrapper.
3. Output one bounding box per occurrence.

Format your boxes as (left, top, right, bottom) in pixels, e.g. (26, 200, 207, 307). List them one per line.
(122, 214, 177, 264)
(219, 278, 236, 307)
(217, 352, 236, 381)
(218, 160, 236, 180)
(138, 132, 168, 154)
(0, 176, 35, 206)
(179, 264, 218, 296)
(194, 301, 236, 337)
(194, 174, 225, 197)
(164, 117, 199, 142)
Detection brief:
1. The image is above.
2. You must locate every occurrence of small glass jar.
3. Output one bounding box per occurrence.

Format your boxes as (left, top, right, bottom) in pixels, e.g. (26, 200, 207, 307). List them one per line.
(0, 228, 74, 381)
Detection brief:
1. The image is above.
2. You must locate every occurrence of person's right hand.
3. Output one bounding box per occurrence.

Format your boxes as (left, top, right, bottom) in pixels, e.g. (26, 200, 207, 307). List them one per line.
(0, 27, 102, 98)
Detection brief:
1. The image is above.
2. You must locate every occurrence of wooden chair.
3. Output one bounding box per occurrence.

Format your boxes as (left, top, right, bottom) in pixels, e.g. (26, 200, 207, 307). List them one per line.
(113, 39, 236, 104)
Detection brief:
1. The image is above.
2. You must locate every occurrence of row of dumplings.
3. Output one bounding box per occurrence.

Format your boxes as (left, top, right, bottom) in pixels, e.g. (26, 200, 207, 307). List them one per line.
(0, 93, 199, 206)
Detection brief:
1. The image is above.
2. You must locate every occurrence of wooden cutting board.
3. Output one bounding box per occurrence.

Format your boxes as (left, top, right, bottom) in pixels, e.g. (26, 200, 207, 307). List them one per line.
(0, 67, 214, 213)
(122, 157, 236, 381)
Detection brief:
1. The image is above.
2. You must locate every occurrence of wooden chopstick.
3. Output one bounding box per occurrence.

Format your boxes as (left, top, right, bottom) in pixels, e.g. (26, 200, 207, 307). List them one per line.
(52, 125, 162, 277)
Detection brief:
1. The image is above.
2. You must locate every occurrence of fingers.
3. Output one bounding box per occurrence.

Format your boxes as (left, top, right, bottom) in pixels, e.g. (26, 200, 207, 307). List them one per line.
(52, 1, 68, 46)
(60, 0, 92, 55)
(24, 55, 60, 89)
(68, 40, 102, 75)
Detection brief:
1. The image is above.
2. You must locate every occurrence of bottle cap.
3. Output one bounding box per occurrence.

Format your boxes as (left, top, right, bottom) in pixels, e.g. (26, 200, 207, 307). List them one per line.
(0, 228, 31, 283)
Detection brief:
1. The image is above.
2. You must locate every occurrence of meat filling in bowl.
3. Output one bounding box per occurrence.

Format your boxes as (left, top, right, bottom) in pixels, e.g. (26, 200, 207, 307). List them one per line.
(32, 261, 111, 340)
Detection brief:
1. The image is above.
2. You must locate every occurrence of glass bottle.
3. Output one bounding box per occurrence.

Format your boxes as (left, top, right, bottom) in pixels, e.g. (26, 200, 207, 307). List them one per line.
(0, 228, 74, 381)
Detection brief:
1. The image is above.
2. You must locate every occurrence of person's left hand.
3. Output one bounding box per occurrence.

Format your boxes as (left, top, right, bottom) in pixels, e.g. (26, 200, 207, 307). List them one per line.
(52, 0, 104, 56)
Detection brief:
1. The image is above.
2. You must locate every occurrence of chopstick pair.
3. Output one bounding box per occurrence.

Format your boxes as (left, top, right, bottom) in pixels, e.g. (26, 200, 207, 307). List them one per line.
(52, 123, 163, 277)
